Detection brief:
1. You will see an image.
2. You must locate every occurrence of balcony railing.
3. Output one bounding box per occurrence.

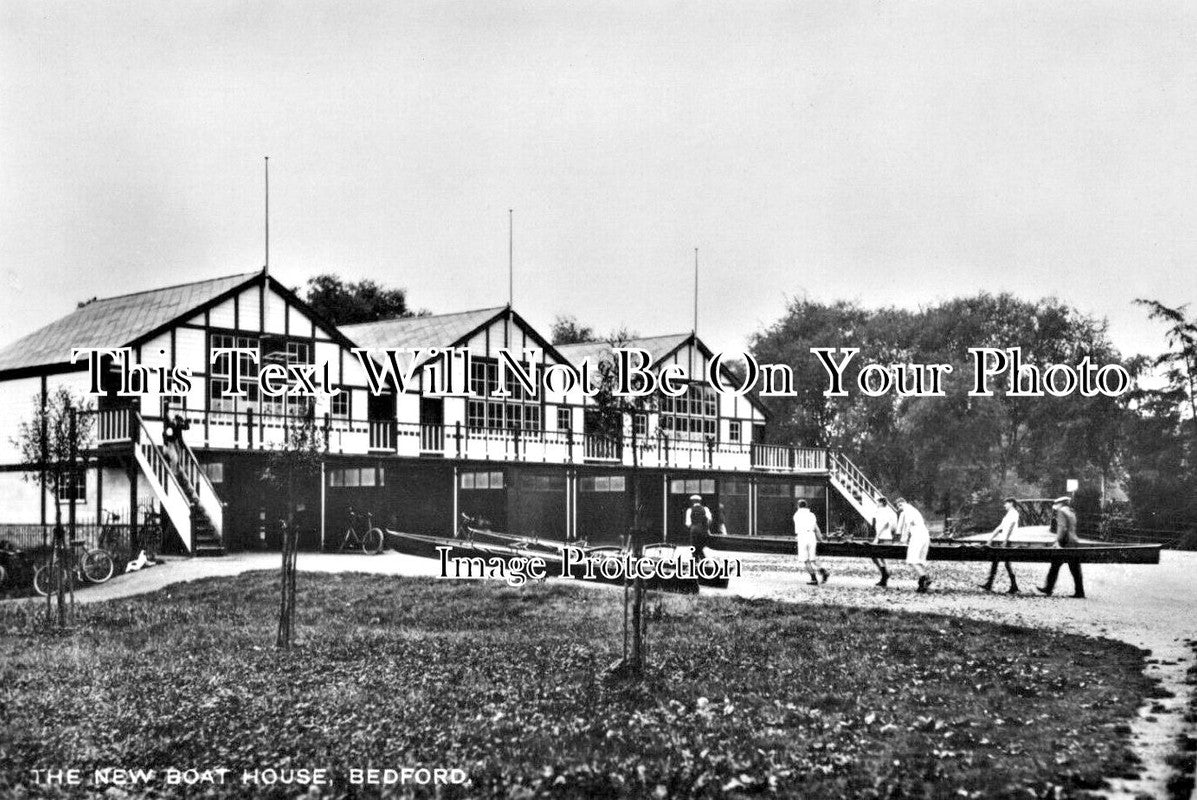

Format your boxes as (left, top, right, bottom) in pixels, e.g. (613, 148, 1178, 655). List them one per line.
(84, 407, 830, 475)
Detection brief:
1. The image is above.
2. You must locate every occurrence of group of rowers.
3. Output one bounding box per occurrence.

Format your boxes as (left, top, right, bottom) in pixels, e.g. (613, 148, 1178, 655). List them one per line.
(791, 495, 933, 592)
(790, 494, 1086, 597)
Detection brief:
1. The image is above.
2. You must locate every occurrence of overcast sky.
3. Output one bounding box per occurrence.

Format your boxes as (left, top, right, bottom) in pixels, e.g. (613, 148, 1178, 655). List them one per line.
(1, 1, 1194, 363)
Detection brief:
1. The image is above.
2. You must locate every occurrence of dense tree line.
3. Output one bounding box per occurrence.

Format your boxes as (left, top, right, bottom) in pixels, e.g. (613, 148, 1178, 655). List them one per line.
(749, 294, 1194, 535)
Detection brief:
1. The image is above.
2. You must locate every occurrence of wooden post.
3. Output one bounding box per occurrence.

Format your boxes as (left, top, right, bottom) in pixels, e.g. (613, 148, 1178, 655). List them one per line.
(129, 414, 139, 554)
(65, 407, 78, 626)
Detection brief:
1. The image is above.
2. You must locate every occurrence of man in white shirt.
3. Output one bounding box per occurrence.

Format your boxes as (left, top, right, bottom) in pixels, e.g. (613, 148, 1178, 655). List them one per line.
(896, 497, 932, 592)
(870, 496, 899, 588)
(980, 497, 1020, 593)
(793, 500, 829, 585)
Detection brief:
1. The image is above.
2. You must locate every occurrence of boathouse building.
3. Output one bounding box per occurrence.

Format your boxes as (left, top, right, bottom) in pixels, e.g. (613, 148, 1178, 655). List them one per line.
(0, 270, 881, 554)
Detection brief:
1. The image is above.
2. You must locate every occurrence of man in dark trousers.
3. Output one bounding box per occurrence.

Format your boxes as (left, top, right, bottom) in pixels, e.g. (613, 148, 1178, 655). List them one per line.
(1038, 495, 1085, 598)
(980, 497, 1020, 593)
(684, 494, 712, 564)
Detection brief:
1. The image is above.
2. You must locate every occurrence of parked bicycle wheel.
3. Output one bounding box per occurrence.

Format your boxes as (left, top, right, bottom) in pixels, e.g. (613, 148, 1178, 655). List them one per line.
(361, 527, 385, 555)
(32, 563, 67, 597)
(81, 549, 115, 583)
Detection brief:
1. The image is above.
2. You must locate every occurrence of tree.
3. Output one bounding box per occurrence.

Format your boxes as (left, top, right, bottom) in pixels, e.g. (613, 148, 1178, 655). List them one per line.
(578, 331, 657, 680)
(550, 315, 595, 345)
(1135, 299, 1197, 447)
(749, 293, 1127, 516)
(1122, 301, 1197, 532)
(260, 406, 325, 649)
(303, 274, 422, 326)
(13, 388, 94, 629)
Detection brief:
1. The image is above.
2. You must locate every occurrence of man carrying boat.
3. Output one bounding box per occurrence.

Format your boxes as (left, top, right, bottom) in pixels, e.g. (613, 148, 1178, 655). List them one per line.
(794, 499, 829, 585)
(1038, 496, 1085, 598)
(870, 496, 898, 587)
(896, 497, 932, 592)
(980, 497, 1020, 594)
(684, 495, 713, 564)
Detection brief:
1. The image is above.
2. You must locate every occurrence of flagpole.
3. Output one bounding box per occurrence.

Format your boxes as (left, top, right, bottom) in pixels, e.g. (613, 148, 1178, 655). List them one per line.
(693, 247, 698, 334)
(264, 156, 270, 276)
(508, 208, 513, 308)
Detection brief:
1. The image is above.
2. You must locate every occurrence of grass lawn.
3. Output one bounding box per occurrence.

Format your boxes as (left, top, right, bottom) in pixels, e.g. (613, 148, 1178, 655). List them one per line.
(0, 572, 1150, 798)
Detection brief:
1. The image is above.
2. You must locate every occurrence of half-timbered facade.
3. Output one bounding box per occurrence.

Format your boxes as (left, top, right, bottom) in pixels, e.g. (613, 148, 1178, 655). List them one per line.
(0, 269, 882, 555)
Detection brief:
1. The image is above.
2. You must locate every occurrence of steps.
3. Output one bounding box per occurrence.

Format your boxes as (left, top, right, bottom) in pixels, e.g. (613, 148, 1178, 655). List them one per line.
(132, 413, 225, 557)
(191, 506, 225, 557)
(179, 471, 224, 557)
(827, 450, 883, 526)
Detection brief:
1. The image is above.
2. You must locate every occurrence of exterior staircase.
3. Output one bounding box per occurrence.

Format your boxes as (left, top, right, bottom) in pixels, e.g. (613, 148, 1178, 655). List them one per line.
(827, 450, 884, 528)
(131, 413, 225, 557)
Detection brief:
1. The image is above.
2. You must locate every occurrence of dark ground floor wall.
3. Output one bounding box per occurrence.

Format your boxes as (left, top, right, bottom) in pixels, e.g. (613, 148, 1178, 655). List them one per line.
(192, 453, 836, 551)
(54, 453, 840, 553)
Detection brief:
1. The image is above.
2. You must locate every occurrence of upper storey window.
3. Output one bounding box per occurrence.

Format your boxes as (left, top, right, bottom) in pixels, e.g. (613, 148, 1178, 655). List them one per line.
(659, 383, 717, 440)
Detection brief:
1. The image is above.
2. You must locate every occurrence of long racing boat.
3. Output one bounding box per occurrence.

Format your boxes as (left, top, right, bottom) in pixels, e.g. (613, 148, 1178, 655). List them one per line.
(383, 528, 734, 592)
(704, 533, 1162, 564)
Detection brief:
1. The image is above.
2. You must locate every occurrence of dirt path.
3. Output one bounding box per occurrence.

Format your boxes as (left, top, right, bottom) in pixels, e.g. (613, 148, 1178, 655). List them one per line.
(7, 548, 1194, 797)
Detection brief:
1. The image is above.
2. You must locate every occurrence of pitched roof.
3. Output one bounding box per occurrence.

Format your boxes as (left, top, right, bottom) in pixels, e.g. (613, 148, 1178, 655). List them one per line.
(0, 272, 259, 373)
(341, 307, 506, 350)
(555, 333, 692, 366)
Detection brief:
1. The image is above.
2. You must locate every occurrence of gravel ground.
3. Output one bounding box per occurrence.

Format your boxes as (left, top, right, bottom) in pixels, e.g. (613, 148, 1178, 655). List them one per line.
(717, 550, 1197, 800)
(7, 546, 1195, 798)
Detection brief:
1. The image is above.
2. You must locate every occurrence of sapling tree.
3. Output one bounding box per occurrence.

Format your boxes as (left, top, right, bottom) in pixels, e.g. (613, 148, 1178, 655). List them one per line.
(13, 388, 94, 630)
(261, 404, 325, 649)
(586, 333, 658, 678)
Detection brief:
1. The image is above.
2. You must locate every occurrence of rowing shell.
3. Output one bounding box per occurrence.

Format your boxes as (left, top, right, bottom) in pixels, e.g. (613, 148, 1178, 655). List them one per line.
(382, 529, 727, 592)
(706, 534, 1162, 564)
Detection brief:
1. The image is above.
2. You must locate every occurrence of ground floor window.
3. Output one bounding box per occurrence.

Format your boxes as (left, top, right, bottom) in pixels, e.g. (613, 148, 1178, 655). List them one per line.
(203, 462, 225, 484)
(579, 475, 627, 493)
(722, 479, 748, 495)
(518, 473, 567, 492)
(328, 466, 384, 488)
(461, 470, 505, 490)
(669, 478, 715, 495)
(57, 470, 86, 502)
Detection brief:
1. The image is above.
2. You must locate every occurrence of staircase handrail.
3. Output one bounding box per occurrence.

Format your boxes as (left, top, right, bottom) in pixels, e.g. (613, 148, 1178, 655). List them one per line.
(131, 414, 194, 551)
(176, 434, 224, 542)
(828, 450, 883, 505)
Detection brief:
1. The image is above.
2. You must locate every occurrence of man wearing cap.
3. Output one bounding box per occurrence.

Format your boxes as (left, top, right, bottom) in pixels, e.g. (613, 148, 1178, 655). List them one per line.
(870, 496, 899, 587)
(794, 499, 829, 585)
(1038, 496, 1085, 598)
(684, 494, 713, 564)
(896, 497, 932, 592)
(981, 497, 1020, 594)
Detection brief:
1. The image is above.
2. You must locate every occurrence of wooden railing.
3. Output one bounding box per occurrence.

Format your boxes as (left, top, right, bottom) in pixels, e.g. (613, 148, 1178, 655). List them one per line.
(96, 408, 132, 444)
(92, 407, 838, 476)
(420, 423, 445, 453)
(178, 438, 224, 544)
(827, 450, 883, 512)
(583, 434, 622, 462)
(369, 420, 395, 452)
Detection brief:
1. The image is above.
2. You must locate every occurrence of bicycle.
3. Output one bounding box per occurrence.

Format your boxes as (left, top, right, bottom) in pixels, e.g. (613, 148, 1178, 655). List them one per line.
(99, 509, 125, 555)
(33, 538, 116, 596)
(338, 507, 384, 555)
